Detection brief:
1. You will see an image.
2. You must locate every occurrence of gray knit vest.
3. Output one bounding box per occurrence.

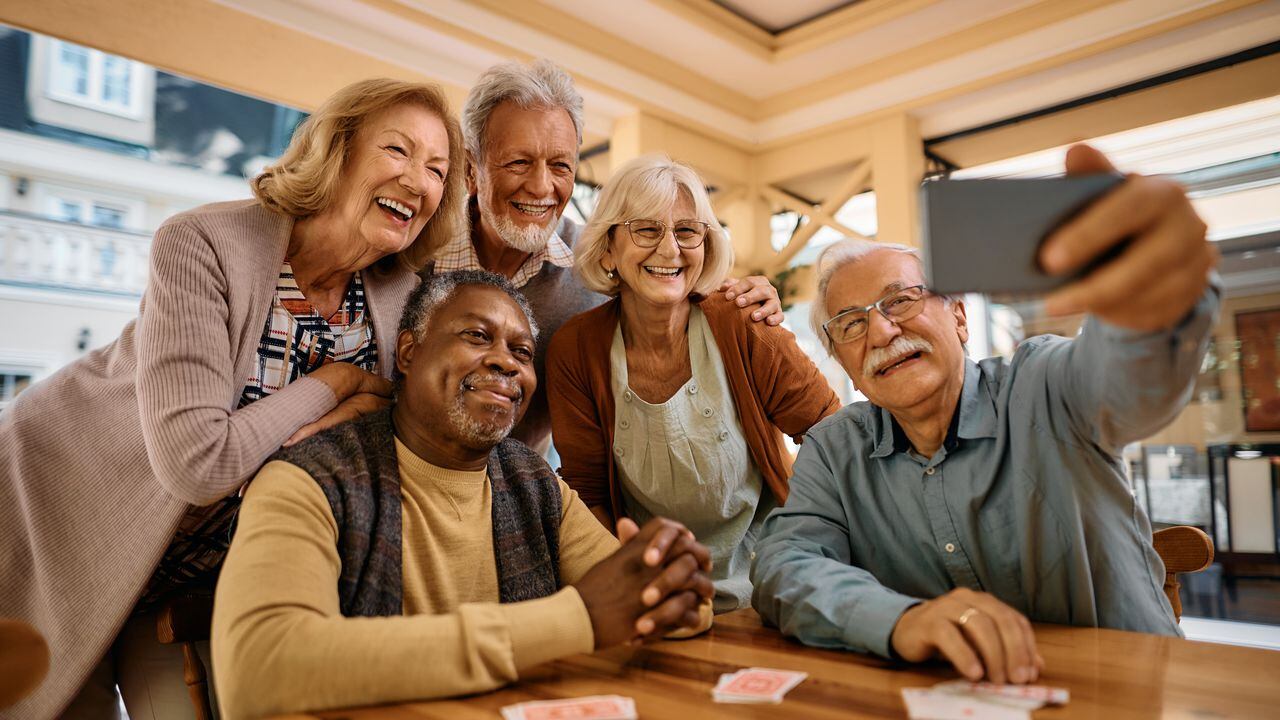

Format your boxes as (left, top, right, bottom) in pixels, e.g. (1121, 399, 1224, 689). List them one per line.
(269, 409, 562, 617)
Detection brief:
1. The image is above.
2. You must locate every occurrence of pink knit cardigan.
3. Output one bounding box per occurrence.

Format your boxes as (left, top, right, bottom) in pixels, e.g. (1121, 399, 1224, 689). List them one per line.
(0, 199, 419, 718)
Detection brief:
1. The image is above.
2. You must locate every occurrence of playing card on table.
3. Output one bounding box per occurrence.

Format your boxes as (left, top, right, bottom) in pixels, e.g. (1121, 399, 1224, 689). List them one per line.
(499, 694, 637, 720)
(712, 667, 808, 703)
(901, 688, 1030, 720)
(933, 680, 1070, 709)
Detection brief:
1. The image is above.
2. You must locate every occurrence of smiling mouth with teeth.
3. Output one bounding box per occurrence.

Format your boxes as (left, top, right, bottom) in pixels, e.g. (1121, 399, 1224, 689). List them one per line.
(511, 201, 554, 217)
(376, 197, 415, 222)
(644, 266, 683, 277)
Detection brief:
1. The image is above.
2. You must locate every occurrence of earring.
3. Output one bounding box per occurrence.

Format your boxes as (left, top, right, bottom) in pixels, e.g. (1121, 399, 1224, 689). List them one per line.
(606, 269, 616, 279)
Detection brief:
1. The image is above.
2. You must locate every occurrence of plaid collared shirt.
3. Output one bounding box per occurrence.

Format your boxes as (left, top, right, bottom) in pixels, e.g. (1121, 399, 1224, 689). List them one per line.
(139, 261, 378, 608)
(432, 228, 575, 288)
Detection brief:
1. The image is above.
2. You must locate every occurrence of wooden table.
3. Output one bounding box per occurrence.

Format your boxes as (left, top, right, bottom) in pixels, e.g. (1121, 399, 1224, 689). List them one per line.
(285, 609, 1280, 719)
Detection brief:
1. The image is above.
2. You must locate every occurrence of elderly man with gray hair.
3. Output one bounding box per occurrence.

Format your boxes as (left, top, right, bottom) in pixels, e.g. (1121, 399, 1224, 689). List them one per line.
(212, 270, 713, 718)
(751, 145, 1219, 686)
(430, 59, 785, 452)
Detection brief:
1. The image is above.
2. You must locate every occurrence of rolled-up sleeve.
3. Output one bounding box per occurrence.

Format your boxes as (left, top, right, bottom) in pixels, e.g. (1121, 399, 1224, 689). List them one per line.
(751, 437, 920, 659)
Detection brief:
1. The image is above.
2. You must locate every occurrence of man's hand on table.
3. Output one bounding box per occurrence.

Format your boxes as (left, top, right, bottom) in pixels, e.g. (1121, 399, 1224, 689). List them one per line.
(574, 517, 713, 649)
(891, 588, 1044, 685)
(1039, 144, 1216, 331)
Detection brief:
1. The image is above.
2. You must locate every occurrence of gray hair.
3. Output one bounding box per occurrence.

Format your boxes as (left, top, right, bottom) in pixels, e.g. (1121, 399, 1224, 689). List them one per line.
(810, 238, 924, 355)
(399, 269, 540, 344)
(575, 154, 733, 297)
(462, 59, 584, 161)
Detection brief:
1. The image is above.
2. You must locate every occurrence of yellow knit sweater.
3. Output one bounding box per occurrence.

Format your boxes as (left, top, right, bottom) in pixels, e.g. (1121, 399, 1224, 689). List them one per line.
(212, 438, 619, 719)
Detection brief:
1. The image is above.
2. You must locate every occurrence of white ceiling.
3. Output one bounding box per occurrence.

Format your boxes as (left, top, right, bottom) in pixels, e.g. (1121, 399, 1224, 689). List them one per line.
(215, 0, 1280, 147)
(538, 0, 1042, 98)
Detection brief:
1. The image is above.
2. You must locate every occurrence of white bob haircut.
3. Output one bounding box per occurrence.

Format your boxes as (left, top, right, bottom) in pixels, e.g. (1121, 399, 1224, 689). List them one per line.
(810, 238, 930, 355)
(462, 59, 584, 160)
(575, 154, 734, 297)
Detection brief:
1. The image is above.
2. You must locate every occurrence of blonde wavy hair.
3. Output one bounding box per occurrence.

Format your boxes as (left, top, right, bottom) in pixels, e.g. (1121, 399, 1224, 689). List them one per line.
(576, 155, 733, 297)
(252, 78, 466, 270)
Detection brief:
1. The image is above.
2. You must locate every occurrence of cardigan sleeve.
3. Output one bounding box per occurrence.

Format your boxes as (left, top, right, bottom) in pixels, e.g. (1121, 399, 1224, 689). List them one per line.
(135, 216, 338, 506)
(745, 314, 842, 442)
(546, 320, 612, 512)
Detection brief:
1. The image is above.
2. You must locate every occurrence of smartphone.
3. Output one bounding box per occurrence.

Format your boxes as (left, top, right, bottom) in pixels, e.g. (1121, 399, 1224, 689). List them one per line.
(920, 174, 1125, 296)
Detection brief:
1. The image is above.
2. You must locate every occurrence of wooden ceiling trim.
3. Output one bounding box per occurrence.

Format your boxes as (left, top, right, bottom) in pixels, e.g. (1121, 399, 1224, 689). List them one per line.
(773, 0, 941, 61)
(758, 0, 1115, 117)
(464, 0, 758, 117)
(754, 0, 1267, 150)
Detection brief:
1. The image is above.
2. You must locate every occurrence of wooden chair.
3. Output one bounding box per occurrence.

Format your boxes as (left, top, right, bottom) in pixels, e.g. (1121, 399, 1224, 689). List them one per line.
(156, 593, 216, 720)
(0, 618, 49, 709)
(1152, 525, 1215, 621)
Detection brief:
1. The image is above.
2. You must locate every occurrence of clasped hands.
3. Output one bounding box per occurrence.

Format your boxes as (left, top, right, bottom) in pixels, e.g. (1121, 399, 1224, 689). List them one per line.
(574, 517, 714, 649)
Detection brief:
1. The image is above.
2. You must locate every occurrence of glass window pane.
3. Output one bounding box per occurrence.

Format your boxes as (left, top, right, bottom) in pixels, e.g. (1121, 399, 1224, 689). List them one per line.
(91, 205, 126, 229)
(54, 199, 83, 223)
(101, 55, 132, 107)
(52, 43, 90, 98)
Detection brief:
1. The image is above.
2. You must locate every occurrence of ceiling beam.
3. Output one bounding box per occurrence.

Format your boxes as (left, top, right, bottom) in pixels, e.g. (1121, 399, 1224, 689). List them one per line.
(462, 0, 758, 118)
(930, 50, 1280, 168)
(645, 0, 774, 60)
(759, 0, 1116, 116)
(773, 0, 941, 61)
(0, 0, 470, 112)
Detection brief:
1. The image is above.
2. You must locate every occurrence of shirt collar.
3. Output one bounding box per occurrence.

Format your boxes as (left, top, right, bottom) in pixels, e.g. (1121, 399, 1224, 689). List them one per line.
(434, 209, 574, 288)
(869, 358, 996, 459)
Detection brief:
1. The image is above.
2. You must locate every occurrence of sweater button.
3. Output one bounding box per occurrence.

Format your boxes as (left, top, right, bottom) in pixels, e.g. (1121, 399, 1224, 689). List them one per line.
(688, 385, 698, 395)
(925, 467, 936, 476)
(702, 407, 714, 417)
(615, 446, 626, 457)
(623, 390, 633, 403)
(718, 431, 729, 442)
(620, 419, 630, 430)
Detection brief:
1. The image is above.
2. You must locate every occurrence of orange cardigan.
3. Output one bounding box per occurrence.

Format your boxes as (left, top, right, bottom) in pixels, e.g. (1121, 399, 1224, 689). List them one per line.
(546, 294, 842, 523)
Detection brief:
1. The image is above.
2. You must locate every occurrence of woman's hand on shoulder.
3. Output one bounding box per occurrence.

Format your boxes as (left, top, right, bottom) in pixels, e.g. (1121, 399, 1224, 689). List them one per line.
(307, 363, 393, 403)
(719, 276, 784, 326)
(284, 392, 391, 447)
(284, 364, 394, 445)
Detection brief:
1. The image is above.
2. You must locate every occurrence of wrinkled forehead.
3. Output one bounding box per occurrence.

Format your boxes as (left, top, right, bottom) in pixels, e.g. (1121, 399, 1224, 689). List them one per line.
(826, 250, 925, 312)
(482, 102, 577, 157)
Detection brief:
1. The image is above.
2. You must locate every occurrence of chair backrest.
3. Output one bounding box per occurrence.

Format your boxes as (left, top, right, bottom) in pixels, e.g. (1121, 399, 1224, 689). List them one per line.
(1152, 526, 1214, 621)
(0, 619, 49, 709)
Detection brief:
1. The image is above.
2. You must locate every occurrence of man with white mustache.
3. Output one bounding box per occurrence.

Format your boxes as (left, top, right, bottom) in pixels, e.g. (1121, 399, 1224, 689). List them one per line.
(751, 146, 1218, 687)
(429, 59, 785, 452)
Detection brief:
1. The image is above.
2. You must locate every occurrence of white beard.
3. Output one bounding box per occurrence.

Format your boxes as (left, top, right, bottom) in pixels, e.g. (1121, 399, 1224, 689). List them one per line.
(475, 173, 559, 253)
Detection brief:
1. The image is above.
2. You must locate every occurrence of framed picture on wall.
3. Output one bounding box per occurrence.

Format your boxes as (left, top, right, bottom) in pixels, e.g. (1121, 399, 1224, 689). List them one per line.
(1237, 307, 1280, 432)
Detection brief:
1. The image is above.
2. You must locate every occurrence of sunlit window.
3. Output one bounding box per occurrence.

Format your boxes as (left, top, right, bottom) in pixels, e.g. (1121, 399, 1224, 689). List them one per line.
(46, 40, 143, 117)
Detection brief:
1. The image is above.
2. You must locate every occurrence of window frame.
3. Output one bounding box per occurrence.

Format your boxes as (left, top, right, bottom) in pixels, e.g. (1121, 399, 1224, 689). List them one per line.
(45, 39, 146, 119)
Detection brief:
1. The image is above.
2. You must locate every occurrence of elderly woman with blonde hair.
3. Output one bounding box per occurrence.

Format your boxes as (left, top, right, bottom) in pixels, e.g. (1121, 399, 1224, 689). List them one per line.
(547, 155, 841, 613)
(0, 78, 466, 719)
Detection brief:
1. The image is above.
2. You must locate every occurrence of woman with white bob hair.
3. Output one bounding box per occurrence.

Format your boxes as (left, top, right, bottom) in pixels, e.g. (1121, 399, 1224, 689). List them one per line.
(547, 155, 840, 613)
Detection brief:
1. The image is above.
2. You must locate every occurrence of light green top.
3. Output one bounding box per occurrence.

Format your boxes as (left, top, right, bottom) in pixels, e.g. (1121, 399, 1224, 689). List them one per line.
(610, 307, 773, 612)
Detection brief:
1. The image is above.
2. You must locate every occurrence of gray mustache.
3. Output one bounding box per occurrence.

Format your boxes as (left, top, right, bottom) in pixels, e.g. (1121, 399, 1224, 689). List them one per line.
(863, 334, 934, 377)
(461, 372, 524, 404)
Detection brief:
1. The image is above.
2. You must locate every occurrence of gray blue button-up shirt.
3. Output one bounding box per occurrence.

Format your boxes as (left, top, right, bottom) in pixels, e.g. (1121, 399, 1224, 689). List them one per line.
(751, 288, 1218, 658)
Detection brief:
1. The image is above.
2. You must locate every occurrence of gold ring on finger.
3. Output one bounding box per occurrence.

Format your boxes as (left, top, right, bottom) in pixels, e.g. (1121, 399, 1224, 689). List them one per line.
(957, 607, 979, 627)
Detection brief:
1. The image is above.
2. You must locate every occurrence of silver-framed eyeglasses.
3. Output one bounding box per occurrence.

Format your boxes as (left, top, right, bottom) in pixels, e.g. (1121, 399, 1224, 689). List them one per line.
(823, 284, 928, 344)
(621, 219, 710, 249)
